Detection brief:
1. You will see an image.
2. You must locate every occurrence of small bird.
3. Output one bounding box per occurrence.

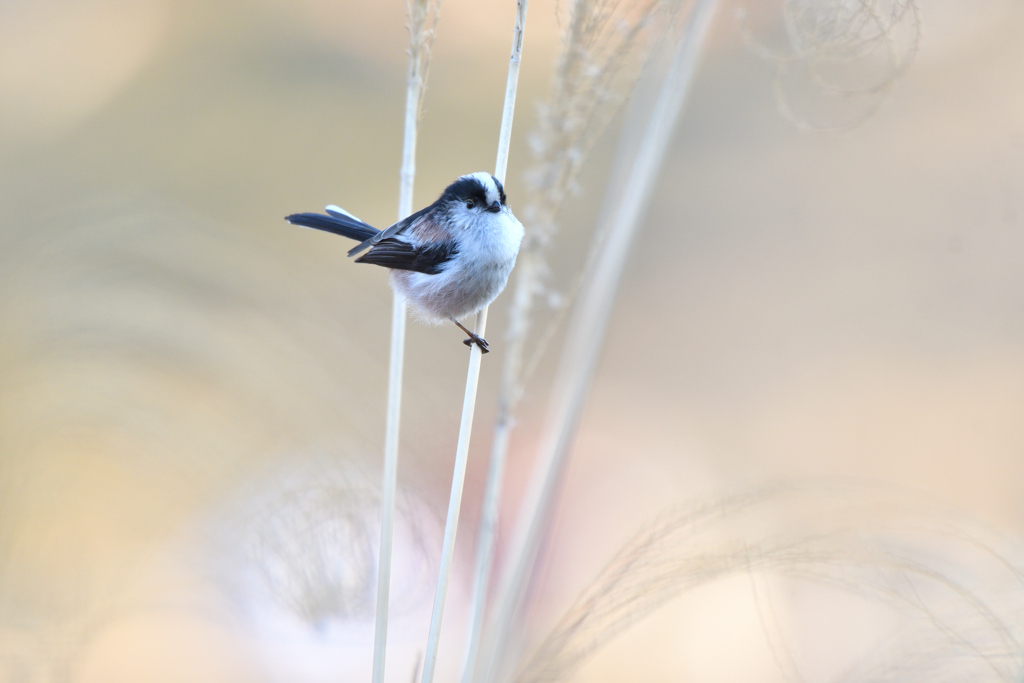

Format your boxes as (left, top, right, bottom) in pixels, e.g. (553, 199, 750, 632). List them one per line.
(286, 172, 524, 353)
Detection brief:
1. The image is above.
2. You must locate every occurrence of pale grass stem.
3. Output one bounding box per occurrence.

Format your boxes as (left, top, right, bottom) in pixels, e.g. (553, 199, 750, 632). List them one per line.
(459, 255, 533, 683)
(419, 5, 529, 683)
(374, 2, 440, 683)
(476, 2, 719, 680)
(462, 1, 682, 678)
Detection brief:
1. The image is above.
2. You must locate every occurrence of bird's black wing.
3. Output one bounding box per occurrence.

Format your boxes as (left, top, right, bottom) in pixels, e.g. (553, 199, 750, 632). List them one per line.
(354, 238, 457, 275)
(347, 203, 436, 257)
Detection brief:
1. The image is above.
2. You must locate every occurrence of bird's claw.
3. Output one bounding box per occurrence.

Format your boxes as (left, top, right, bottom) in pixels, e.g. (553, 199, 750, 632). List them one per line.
(463, 335, 490, 354)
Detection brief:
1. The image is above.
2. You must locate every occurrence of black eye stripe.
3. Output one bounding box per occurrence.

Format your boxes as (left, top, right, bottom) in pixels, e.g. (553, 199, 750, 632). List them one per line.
(440, 175, 505, 208)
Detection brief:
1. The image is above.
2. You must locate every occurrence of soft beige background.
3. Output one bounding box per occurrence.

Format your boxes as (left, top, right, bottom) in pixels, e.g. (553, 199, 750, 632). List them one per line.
(1, 0, 1023, 681)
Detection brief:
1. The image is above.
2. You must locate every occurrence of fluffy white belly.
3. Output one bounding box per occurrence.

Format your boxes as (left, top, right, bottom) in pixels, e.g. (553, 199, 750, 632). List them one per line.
(391, 256, 515, 322)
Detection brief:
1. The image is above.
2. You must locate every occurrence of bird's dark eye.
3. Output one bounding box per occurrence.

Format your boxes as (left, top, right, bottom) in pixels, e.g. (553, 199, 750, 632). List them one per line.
(466, 201, 475, 209)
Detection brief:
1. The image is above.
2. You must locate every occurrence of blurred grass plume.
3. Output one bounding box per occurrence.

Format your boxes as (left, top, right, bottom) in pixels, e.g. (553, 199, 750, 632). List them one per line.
(739, 0, 921, 130)
(513, 483, 1024, 683)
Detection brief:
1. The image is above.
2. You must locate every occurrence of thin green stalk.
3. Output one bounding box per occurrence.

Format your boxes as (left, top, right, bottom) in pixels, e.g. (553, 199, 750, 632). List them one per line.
(419, 3, 529, 683)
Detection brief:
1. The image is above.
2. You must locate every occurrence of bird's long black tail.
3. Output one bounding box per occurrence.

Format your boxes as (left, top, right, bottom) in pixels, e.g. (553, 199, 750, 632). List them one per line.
(285, 209, 379, 243)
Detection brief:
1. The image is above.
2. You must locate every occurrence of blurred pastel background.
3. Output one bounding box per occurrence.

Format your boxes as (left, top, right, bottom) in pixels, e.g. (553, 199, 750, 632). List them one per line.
(1, 0, 1024, 681)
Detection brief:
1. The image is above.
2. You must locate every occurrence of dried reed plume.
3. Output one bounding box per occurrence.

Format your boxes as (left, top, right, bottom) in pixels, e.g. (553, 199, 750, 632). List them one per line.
(238, 457, 438, 630)
(399, 0, 443, 203)
(740, 0, 921, 130)
(502, 0, 686, 415)
(513, 483, 1024, 683)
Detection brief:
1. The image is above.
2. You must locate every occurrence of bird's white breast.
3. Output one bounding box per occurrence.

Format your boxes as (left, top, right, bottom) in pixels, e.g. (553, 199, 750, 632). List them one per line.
(392, 208, 524, 323)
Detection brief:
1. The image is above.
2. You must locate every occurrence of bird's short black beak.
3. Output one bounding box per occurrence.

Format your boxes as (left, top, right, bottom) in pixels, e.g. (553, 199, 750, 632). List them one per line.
(487, 201, 501, 213)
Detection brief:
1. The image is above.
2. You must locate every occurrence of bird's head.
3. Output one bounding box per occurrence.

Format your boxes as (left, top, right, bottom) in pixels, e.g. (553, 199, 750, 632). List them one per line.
(442, 172, 507, 215)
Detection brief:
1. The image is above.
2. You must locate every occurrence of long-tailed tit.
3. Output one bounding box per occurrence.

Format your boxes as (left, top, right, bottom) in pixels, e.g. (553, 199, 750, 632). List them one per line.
(286, 172, 524, 353)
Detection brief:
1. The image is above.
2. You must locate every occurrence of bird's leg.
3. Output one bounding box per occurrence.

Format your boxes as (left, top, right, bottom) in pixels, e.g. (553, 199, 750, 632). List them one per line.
(451, 318, 490, 354)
